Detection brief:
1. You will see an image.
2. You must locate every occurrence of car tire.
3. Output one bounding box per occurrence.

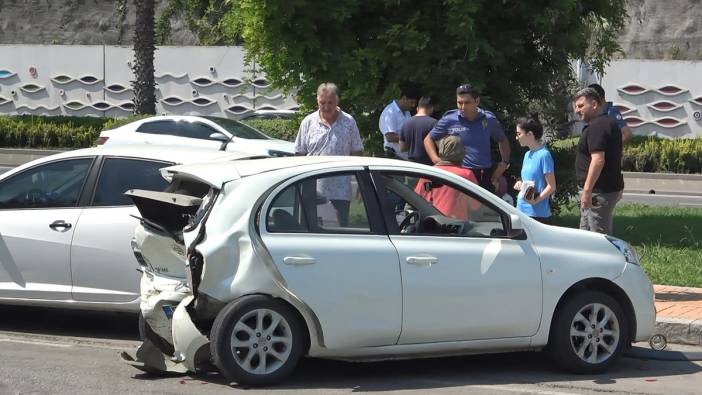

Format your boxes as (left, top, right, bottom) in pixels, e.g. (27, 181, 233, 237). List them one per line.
(210, 295, 305, 386)
(549, 291, 628, 374)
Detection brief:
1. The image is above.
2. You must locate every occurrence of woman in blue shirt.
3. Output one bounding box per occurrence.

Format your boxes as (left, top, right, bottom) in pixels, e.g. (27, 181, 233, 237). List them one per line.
(513, 117, 556, 223)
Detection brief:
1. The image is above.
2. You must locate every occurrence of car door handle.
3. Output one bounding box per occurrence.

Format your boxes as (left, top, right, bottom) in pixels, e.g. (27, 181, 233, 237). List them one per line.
(49, 220, 72, 230)
(406, 256, 438, 265)
(283, 256, 316, 265)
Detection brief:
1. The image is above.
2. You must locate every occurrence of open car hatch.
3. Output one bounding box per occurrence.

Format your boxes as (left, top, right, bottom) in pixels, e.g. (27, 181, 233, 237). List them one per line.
(126, 190, 203, 238)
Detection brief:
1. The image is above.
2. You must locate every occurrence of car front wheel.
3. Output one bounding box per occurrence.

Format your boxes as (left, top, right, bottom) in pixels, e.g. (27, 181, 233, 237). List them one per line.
(210, 295, 305, 386)
(549, 290, 628, 374)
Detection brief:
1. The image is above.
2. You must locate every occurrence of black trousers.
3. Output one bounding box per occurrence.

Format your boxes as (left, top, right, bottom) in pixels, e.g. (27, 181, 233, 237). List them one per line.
(469, 168, 495, 194)
(330, 199, 350, 227)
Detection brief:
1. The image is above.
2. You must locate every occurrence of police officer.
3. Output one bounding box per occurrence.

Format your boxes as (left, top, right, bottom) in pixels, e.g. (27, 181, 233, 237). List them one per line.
(423, 84, 511, 193)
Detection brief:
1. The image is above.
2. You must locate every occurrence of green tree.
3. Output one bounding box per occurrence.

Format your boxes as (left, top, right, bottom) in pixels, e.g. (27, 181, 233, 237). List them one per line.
(226, 0, 626, 118)
(133, 0, 157, 115)
(156, 0, 240, 45)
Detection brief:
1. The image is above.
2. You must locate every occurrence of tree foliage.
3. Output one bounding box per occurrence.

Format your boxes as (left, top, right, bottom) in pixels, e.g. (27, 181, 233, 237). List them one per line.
(226, 0, 627, 119)
(156, 0, 240, 45)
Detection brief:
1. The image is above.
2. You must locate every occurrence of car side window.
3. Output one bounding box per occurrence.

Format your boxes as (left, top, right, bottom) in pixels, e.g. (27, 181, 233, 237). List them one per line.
(376, 172, 507, 238)
(267, 173, 371, 234)
(135, 120, 178, 136)
(92, 158, 171, 206)
(182, 122, 220, 140)
(0, 158, 93, 209)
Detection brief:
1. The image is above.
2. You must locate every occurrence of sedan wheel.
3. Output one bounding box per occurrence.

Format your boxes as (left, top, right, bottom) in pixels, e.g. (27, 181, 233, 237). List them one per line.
(210, 295, 305, 386)
(549, 291, 627, 374)
(569, 302, 620, 364)
(230, 308, 293, 375)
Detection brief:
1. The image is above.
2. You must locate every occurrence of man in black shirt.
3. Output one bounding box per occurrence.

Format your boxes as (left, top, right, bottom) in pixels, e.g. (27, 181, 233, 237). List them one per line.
(573, 87, 624, 235)
(399, 96, 436, 166)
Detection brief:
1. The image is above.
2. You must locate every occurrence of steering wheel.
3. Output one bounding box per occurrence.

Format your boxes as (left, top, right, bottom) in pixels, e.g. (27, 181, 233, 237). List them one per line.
(24, 188, 46, 205)
(398, 210, 420, 233)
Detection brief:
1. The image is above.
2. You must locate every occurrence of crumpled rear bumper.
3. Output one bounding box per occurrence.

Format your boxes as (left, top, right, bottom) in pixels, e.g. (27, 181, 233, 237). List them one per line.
(121, 273, 210, 374)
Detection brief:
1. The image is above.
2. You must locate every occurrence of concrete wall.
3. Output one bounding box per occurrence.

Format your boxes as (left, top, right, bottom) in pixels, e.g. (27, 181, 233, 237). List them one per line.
(601, 60, 702, 138)
(0, 45, 297, 118)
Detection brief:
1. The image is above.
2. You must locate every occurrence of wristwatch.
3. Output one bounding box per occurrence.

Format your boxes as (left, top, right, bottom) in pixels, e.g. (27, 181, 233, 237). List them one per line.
(501, 160, 510, 169)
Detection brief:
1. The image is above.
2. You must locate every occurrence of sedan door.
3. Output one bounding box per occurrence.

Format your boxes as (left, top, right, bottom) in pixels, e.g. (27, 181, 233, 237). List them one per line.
(370, 169, 542, 344)
(70, 156, 171, 303)
(258, 169, 403, 349)
(0, 158, 94, 300)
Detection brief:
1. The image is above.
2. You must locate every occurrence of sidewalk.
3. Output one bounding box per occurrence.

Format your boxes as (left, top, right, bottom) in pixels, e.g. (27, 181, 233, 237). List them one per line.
(654, 284, 702, 345)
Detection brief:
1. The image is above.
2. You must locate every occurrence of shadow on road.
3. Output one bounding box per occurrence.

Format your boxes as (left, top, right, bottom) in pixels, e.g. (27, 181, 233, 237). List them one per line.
(0, 305, 139, 341)
(129, 350, 702, 392)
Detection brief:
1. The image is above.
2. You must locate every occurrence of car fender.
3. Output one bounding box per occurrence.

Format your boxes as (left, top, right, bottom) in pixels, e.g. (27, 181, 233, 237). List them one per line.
(526, 224, 629, 346)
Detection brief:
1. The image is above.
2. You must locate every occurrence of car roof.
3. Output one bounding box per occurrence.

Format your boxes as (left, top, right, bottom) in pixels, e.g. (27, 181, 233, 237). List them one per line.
(105, 115, 230, 131)
(38, 145, 259, 164)
(162, 156, 435, 187)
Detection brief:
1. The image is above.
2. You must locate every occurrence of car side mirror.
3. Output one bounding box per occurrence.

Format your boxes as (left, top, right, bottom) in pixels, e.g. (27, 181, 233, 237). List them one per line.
(508, 213, 527, 240)
(509, 213, 523, 230)
(209, 132, 229, 142)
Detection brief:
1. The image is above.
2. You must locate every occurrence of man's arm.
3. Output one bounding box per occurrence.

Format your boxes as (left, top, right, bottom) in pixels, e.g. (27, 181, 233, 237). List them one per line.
(580, 151, 605, 209)
(384, 132, 400, 143)
(490, 137, 511, 187)
(399, 140, 408, 152)
(423, 134, 440, 164)
(294, 119, 307, 155)
(350, 120, 364, 156)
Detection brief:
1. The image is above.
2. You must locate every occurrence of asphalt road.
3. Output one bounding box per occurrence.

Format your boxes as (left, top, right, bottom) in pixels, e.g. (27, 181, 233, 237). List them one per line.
(1, 306, 702, 395)
(620, 192, 702, 208)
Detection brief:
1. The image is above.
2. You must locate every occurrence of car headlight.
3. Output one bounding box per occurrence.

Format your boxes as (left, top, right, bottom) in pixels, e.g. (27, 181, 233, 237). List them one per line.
(606, 236, 640, 266)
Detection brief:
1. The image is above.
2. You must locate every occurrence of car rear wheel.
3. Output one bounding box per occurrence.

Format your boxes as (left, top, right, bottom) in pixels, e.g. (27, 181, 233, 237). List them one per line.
(210, 295, 305, 386)
(549, 291, 627, 374)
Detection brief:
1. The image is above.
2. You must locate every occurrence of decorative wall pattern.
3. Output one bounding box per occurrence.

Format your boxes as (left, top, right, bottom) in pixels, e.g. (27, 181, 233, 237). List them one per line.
(0, 45, 298, 119)
(601, 60, 702, 138)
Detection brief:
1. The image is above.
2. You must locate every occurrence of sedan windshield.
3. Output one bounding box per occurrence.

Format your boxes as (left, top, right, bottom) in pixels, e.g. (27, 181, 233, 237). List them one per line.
(203, 116, 271, 140)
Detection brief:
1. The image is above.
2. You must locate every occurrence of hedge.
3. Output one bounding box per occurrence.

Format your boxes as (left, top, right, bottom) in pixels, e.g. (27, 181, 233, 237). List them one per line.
(2, 115, 701, 175)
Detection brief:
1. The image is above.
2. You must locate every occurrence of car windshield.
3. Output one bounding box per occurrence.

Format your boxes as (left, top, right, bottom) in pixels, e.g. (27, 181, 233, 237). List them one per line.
(202, 116, 271, 140)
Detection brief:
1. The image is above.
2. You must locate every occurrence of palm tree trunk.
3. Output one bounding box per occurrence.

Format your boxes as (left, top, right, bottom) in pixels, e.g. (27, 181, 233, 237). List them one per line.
(132, 0, 156, 115)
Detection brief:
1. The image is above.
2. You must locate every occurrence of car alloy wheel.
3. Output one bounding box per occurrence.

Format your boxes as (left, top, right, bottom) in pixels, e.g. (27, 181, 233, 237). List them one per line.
(548, 290, 627, 374)
(569, 302, 620, 364)
(210, 295, 305, 386)
(230, 308, 293, 374)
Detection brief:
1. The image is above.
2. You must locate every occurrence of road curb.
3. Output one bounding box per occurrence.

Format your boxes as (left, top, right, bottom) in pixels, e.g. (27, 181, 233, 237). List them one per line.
(655, 317, 702, 346)
(623, 171, 702, 196)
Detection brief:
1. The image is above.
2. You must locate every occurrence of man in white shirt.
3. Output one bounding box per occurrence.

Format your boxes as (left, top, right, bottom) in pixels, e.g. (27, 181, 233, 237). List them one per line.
(294, 82, 364, 226)
(379, 88, 419, 159)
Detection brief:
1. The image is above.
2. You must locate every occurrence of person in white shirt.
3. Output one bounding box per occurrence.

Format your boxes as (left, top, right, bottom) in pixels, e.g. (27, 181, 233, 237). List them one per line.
(379, 88, 419, 159)
(294, 82, 364, 226)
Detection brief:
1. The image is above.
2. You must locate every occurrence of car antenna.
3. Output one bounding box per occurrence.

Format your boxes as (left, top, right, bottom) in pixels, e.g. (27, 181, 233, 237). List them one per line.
(220, 134, 235, 151)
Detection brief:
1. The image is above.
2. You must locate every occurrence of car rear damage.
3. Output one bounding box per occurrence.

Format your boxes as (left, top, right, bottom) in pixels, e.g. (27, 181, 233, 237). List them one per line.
(120, 182, 216, 374)
(119, 165, 319, 376)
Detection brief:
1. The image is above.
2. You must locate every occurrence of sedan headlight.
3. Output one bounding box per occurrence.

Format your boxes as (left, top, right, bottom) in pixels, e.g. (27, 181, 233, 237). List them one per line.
(606, 236, 640, 265)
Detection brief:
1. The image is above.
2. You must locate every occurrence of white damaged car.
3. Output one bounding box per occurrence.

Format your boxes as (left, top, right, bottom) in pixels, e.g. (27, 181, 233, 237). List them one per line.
(122, 156, 656, 386)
